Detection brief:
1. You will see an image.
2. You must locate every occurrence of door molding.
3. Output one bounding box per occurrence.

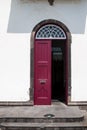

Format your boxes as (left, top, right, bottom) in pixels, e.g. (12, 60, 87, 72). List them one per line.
(30, 19, 72, 105)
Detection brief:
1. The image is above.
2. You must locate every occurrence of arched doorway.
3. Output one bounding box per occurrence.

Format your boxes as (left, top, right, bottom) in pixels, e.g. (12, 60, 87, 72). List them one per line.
(30, 19, 71, 105)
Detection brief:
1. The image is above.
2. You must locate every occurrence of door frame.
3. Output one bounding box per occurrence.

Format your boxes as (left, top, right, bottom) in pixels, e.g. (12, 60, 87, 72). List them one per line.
(30, 19, 71, 105)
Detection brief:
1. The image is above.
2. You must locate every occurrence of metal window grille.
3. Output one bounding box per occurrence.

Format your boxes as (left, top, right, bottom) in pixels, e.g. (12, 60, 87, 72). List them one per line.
(36, 24, 66, 39)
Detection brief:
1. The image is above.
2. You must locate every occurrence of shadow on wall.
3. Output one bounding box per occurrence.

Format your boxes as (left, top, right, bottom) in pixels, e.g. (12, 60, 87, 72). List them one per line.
(7, 0, 87, 34)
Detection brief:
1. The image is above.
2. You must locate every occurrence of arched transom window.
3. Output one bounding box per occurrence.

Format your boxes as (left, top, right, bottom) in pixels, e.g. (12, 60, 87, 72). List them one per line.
(36, 24, 66, 39)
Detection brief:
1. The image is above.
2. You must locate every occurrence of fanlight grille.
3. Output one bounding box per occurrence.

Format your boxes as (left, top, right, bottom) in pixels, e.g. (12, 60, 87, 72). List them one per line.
(36, 24, 66, 39)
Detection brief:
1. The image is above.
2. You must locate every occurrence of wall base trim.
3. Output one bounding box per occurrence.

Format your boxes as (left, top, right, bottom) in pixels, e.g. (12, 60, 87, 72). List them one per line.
(0, 100, 87, 107)
(0, 100, 34, 106)
(68, 101, 87, 106)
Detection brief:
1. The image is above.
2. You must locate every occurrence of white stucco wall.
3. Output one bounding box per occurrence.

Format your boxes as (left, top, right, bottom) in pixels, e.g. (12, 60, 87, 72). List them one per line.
(0, 0, 87, 101)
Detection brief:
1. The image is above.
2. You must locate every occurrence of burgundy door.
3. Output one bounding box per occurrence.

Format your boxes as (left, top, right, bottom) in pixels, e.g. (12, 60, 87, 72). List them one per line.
(34, 40, 51, 105)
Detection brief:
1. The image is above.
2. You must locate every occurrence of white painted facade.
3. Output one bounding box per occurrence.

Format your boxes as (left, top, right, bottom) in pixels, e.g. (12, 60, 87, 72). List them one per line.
(0, 0, 87, 102)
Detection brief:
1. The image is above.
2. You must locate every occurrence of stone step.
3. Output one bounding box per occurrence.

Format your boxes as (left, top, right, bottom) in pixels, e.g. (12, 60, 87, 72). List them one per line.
(0, 106, 84, 123)
(0, 115, 84, 123)
(0, 122, 87, 130)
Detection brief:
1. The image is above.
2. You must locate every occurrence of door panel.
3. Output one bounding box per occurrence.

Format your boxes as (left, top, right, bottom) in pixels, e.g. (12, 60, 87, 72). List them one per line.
(34, 40, 51, 105)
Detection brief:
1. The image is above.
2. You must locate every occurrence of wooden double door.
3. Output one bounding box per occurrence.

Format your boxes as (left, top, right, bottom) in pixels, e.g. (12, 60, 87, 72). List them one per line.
(34, 39, 67, 105)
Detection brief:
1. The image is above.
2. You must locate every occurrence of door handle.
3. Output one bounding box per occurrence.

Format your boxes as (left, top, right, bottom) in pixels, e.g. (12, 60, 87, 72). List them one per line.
(40, 79, 46, 84)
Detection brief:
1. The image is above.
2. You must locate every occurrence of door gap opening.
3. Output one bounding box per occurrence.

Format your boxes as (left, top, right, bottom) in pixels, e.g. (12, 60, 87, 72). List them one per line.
(51, 40, 66, 103)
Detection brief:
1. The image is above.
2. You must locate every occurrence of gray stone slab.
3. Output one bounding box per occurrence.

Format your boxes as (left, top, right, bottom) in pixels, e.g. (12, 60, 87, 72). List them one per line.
(0, 103, 86, 130)
(0, 103, 84, 119)
(0, 122, 87, 128)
